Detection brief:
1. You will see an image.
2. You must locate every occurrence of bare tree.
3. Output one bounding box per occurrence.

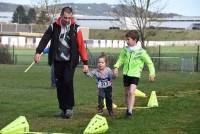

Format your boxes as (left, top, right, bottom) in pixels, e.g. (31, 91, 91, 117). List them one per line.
(43, 0, 61, 20)
(32, 0, 60, 24)
(116, 0, 166, 48)
(49, 0, 60, 20)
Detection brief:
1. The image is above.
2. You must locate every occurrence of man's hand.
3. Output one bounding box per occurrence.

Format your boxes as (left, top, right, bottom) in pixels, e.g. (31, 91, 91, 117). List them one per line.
(83, 65, 89, 73)
(34, 53, 41, 64)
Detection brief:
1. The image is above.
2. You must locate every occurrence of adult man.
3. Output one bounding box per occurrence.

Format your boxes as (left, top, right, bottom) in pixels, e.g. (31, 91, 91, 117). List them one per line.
(34, 7, 89, 119)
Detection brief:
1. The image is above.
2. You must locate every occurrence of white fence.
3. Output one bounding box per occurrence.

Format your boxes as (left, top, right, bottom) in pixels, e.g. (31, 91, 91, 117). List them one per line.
(1, 35, 200, 48)
(86, 39, 200, 48)
(146, 40, 200, 47)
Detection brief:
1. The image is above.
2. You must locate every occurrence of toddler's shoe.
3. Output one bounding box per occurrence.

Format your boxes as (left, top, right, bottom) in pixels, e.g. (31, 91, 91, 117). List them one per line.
(97, 108, 104, 115)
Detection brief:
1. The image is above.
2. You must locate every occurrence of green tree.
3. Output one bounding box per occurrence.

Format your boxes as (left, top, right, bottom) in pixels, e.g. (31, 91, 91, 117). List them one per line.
(27, 8, 37, 24)
(12, 5, 27, 24)
(37, 10, 50, 24)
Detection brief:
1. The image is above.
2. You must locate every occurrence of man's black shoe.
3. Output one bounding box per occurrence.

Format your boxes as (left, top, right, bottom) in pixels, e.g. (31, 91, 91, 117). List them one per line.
(65, 109, 73, 119)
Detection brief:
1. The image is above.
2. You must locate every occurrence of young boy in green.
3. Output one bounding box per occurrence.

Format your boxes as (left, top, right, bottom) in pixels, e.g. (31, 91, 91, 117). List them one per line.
(113, 30, 155, 117)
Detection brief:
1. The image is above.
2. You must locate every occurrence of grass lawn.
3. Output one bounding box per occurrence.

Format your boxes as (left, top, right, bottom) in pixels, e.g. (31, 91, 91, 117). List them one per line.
(0, 64, 200, 134)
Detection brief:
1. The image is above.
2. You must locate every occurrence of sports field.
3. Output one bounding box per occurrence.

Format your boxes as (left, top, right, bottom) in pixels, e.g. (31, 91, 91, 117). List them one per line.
(0, 64, 199, 134)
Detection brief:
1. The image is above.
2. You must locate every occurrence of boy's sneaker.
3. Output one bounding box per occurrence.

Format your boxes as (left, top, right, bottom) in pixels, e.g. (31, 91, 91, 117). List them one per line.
(97, 108, 104, 115)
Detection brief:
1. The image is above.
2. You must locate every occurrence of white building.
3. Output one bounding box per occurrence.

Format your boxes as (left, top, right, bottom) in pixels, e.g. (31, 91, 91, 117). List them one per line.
(0, 12, 13, 23)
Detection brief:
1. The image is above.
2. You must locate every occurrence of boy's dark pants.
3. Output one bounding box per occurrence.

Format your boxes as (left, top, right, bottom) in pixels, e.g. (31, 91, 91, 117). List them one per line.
(98, 87, 113, 111)
(54, 61, 75, 111)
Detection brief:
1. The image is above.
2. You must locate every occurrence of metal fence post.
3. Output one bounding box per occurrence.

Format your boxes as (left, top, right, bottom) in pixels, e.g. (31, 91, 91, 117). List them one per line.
(15, 54, 17, 64)
(196, 45, 199, 72)
(158, 45, 161, 70)
(12, 45, 15, 64)
(30, 24, 32, 33)
(15, 23, 17, 32)
(0, 23, 2, 32)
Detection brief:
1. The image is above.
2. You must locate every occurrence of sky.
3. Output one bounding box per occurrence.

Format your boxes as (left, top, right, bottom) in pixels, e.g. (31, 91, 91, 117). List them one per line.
(0, 0, 199, 16)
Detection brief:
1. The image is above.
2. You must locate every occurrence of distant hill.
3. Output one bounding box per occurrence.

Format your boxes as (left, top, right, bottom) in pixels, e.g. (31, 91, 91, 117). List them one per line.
(0, 2, 181, 17)
(53, 3, 182, 17)
(50, 3, 118, 16)
(0, 2, 19, 12)
(0, 2, 30, 12)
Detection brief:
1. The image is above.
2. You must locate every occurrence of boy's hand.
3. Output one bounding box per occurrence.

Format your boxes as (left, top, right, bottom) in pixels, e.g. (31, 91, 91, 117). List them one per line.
(113, 68, 118, 77)
(149, 76, 155, 81)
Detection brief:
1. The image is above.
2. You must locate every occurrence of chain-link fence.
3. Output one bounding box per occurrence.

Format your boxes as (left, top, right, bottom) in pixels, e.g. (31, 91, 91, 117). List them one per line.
(2, 45, 200, 72)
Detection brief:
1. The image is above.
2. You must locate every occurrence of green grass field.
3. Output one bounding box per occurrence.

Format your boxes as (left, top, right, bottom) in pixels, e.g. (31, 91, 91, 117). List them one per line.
(0, 64, 200, 134)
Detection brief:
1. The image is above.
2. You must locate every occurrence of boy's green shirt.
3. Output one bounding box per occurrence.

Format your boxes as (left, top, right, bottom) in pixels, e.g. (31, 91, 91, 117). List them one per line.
(114, 46, 155, 78)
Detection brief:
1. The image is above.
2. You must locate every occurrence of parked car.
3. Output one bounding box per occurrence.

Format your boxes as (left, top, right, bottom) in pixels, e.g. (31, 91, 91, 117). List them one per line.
(109, 27, 120, 30)
(191, 23, 200, 30)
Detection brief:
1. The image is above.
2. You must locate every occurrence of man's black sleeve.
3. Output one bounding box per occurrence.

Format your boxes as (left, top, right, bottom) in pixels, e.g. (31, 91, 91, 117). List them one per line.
(36, 25, 53, 54)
